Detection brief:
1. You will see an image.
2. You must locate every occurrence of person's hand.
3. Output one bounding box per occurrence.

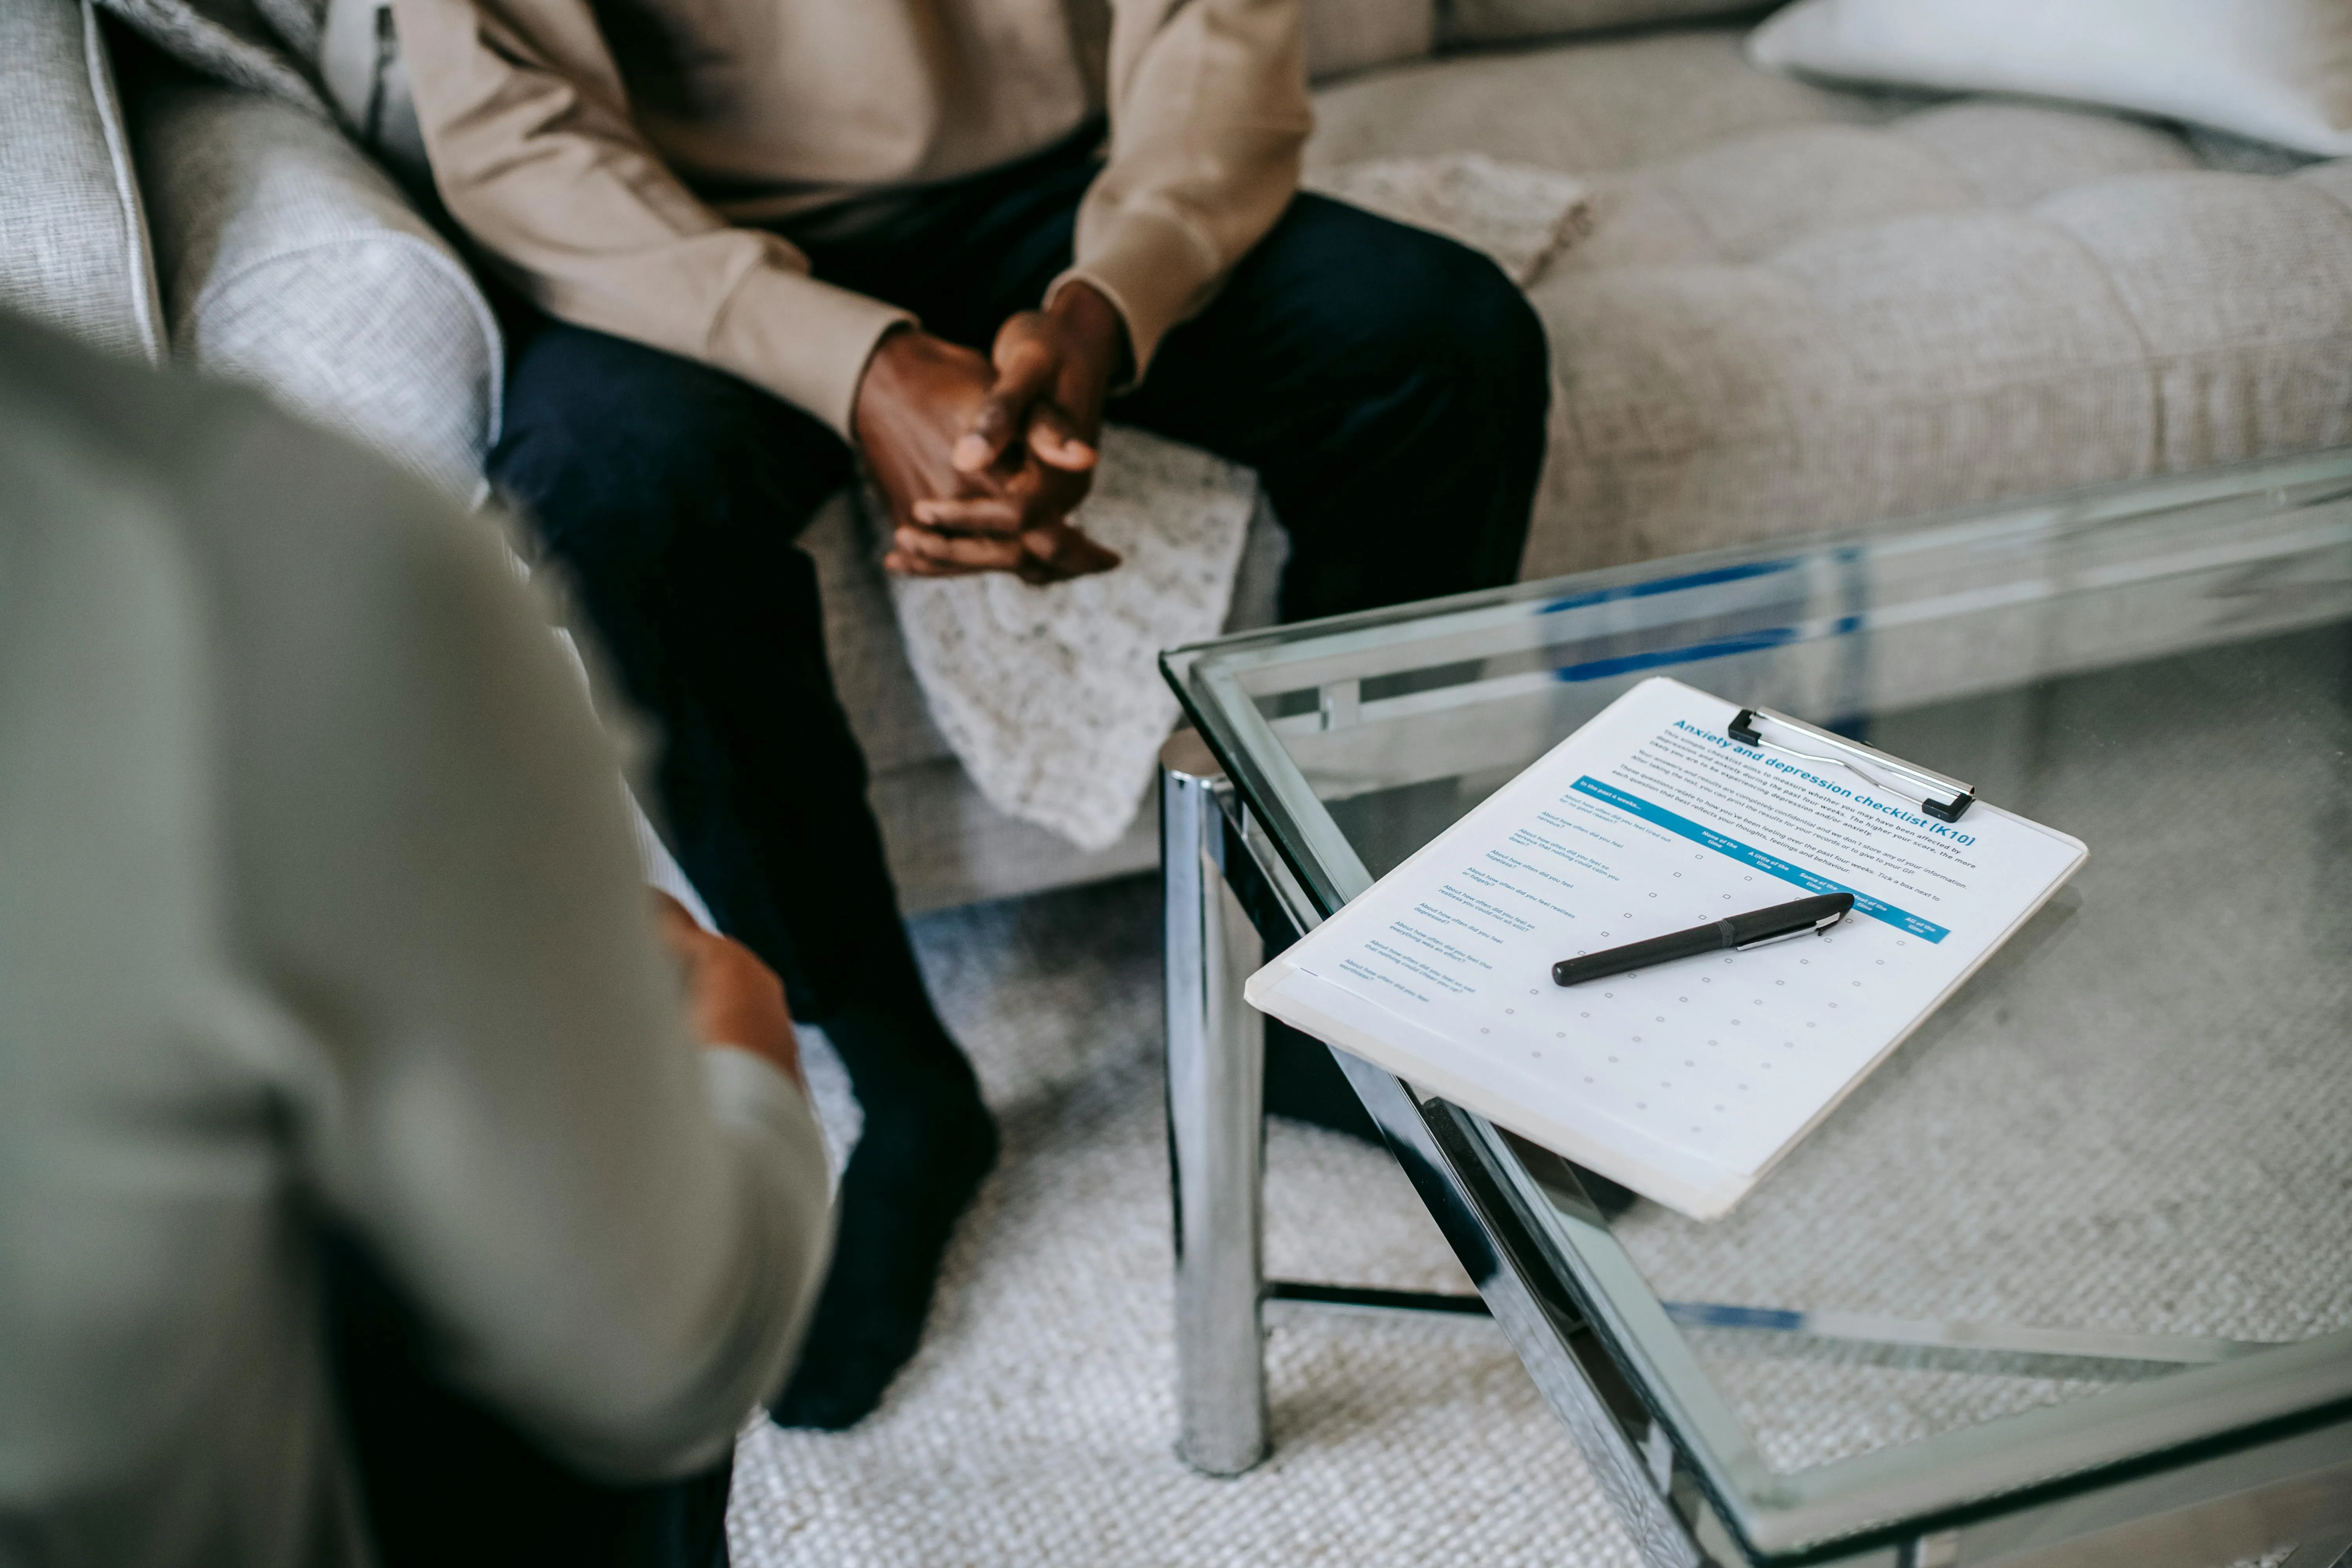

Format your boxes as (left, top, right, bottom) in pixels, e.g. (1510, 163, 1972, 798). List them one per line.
(914, 281, 1130, 579)
(651, 891, 802, 1087)
(859, 327, 1105, 582)
(857, 287, 1128, 584)
(856, 327, 994, 565)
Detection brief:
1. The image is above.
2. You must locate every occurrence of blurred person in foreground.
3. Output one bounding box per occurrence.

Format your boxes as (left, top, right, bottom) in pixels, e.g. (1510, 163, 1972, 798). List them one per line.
(0, 315, 831, 1568)
(392, 0, 1551, 1426)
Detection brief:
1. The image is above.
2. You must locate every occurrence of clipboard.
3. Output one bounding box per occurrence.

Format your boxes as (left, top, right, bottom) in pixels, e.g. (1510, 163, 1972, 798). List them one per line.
(1245, 677, 2085, 1220)
(1727, 706, 1976, 823)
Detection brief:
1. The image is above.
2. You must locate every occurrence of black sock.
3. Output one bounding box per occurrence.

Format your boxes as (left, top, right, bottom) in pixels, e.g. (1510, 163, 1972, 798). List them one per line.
(769, 989, 997, 1431)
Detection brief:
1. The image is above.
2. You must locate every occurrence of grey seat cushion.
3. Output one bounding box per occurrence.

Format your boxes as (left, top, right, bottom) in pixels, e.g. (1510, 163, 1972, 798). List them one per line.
(1523, 98, 2352, 573)
(1307, 33, 2352, 579)
(0, 0, 164, 364)
(1443, 0, 1766, 48)
(1301, 0, 1432, 81)
(1307, 27, 1903, 174)
(130, 76, 499, 496)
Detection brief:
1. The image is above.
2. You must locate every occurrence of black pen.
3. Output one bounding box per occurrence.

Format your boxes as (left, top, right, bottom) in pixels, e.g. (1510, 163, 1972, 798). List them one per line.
(1551, 893, 1855, 986)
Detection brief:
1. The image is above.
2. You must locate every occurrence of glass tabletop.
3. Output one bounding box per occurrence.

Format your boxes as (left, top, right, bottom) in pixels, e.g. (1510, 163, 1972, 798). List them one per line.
(1163, 449, 2352, 1557)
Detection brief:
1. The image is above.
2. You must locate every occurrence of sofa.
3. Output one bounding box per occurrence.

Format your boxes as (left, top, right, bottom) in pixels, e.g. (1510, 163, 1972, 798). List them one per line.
(10, 0, 2349, 912)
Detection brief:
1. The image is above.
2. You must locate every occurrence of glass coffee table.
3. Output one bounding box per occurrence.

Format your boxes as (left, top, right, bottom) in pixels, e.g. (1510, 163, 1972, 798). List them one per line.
(1156, 450, 2352, 1567)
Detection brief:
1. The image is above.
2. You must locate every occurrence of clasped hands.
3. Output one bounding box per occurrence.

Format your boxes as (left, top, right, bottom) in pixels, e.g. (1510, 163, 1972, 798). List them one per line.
(854, 280, 1129, 584)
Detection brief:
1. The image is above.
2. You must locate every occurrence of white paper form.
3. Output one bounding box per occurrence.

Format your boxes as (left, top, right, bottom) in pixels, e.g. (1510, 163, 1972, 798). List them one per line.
(1248, 677, 2086, 1218)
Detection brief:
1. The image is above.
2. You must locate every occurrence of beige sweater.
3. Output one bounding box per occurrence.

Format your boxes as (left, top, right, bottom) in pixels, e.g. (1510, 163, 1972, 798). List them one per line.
(391, 0, 1313, 438)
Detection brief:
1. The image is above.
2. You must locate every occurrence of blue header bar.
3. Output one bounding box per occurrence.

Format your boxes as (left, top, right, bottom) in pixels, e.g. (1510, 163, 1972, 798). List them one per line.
(1570, 777, 1951, 943)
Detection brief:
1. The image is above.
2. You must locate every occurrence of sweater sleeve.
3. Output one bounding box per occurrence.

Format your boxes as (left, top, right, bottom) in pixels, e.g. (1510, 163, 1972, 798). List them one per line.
(1052, 0, 1313, 382)
(201, 396, 837, 1480)
(388, 0, 909, 439)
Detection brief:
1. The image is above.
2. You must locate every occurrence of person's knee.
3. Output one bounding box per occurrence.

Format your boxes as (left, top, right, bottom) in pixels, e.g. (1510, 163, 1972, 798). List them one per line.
(1332, 227, 1548, 587)
(492, 325, 848, 579)
(1407, 241, 1552, 411)
(1278, 200, 1550, 408)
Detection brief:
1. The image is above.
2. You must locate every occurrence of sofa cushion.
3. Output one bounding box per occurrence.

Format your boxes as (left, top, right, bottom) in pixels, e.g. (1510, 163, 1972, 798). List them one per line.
(2040, 171, 2352, 465)
(1443, 0, 1767, 49)
(1303, 0, 1433, 81)
(0, 0, 165, 364)
(1559, 102, 2203, 270)
(1519, 97, 2352, 575)
(130, 76, 499, 496)
(1893, 101, 2209, 207)
(1307, 27, 1900, 175)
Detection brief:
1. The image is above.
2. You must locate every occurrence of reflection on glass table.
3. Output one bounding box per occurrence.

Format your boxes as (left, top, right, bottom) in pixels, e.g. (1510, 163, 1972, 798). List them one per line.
(1159, 448, 2352, 1567)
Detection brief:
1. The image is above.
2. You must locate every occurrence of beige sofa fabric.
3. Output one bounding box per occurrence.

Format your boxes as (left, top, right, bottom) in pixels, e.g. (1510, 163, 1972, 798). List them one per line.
(1893, 101, 2205, 207)
(1523, 96, 2352, 573)
(1319, 31, 2350, 581)
(1302, 0, 1433, 81)
(1443, 0, 1761, 47)
(1307, 29, 1900, 174)
(1, 0, 165, 365)
(1555, 104, 2202, 270)
(2048, 170, 2352, 467)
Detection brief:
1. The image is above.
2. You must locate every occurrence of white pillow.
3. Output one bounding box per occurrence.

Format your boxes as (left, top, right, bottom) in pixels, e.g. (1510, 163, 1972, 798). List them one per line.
(1750, 0, 2352, 158)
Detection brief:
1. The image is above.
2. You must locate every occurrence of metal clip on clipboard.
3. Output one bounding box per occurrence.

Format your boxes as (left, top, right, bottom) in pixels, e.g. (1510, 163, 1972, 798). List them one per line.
(1727, 706, 1976, 823)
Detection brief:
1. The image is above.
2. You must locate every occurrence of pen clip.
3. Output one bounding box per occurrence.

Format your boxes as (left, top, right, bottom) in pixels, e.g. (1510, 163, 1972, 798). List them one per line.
(1727, 707, 1976, 823)
(1733, 909, 1848, 950)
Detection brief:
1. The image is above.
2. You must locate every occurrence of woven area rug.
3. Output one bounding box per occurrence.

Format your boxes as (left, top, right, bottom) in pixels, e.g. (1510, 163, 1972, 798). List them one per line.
(729, 869, 2325, 1567)
(730, 874, 1644, 1567)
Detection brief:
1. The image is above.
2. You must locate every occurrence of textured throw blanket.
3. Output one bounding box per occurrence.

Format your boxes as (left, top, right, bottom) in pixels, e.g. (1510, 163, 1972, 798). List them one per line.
(1305, 152, 1593, 286)
(877, 429, 1261, 853)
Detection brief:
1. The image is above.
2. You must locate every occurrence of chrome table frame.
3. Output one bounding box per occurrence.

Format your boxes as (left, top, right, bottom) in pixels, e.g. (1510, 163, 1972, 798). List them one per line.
(1159, 726, 2352, 1568)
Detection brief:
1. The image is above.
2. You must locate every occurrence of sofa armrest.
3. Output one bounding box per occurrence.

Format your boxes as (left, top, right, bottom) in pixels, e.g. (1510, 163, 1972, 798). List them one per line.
(130, 75, 500, 498)
(0, 0, 165, 365)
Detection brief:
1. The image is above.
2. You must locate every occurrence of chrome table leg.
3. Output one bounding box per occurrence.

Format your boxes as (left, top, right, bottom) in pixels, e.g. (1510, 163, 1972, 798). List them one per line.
(1161, 731, 1268, 1476)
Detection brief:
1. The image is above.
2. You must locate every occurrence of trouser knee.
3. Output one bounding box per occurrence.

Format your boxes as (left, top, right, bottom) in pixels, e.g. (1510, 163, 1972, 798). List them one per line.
(1426, 256, 1552, 428)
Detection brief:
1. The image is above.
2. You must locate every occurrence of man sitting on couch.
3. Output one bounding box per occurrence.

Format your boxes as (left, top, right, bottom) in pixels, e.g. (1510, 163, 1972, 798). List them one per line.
(394, 0, 1550, 1429)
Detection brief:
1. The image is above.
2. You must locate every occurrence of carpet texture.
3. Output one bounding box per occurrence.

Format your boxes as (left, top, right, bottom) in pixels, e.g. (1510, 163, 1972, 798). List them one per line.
(730, 627, 2347, 1564)
(1611, 633, 2352, 1475)
(733, 875, 1646, 1567)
